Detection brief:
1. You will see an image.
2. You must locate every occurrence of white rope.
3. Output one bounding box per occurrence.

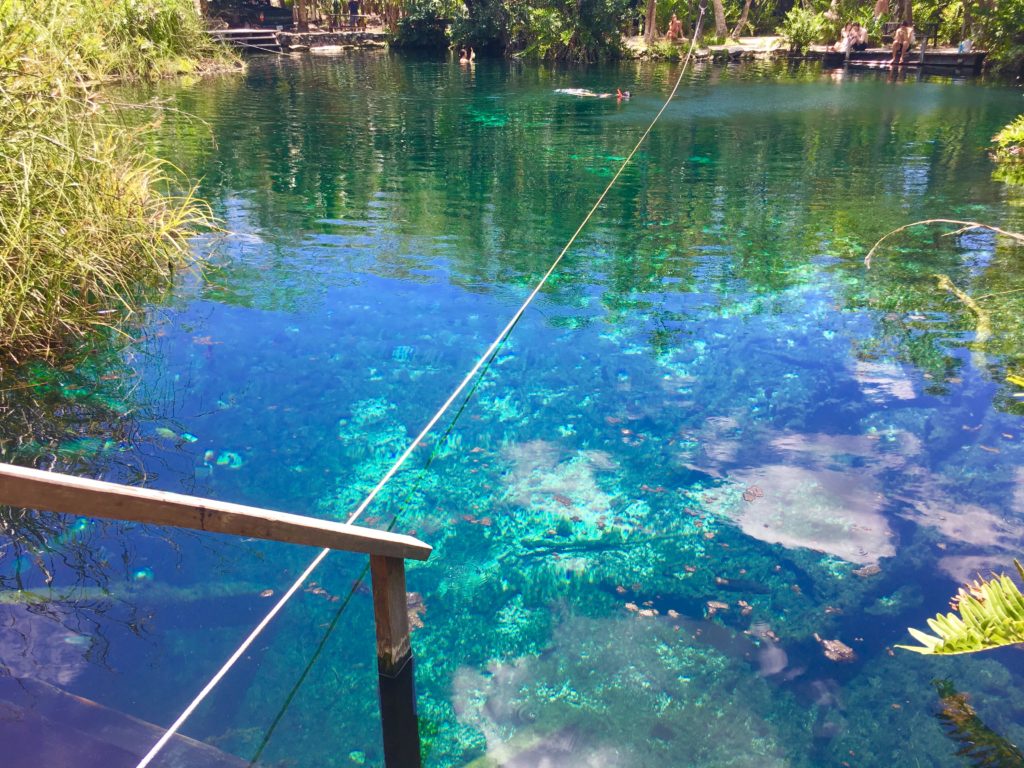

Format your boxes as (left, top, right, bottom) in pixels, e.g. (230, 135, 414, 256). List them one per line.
(136, 14, 706, 766)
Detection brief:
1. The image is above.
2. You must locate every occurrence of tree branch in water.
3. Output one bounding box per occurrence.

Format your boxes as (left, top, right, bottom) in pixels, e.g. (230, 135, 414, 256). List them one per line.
(864, 219, 1024, 269)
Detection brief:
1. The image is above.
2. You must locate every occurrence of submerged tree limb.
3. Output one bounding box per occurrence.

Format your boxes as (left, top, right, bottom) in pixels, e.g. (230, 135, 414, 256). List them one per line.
(934, 273, 992, 345)
(864, 219, 1024, 269)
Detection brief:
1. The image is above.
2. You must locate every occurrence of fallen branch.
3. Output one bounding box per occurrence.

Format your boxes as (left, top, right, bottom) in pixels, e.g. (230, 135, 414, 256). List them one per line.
(933, 273, 991, 344)
(864, 219, 1024, 269)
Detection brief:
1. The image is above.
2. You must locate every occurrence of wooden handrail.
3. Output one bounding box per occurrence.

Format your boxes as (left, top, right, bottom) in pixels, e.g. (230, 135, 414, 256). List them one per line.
(0, 463, 431, 561)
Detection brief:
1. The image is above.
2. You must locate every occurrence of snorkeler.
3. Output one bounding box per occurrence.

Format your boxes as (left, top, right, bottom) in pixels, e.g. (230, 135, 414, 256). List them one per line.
(616, 88, 631, 100)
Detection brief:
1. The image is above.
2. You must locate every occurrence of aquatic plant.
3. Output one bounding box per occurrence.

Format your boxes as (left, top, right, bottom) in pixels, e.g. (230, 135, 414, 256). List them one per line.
(933, 679, 1024, 768)
(0, 0, 232, 362)
(898, 561, 1024, 655)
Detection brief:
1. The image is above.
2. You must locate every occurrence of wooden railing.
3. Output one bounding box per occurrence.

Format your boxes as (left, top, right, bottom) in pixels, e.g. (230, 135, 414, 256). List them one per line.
(0, 462, 429, 767)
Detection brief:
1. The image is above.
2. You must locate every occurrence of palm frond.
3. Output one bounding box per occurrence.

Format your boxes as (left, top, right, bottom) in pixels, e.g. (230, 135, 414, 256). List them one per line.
(897, 561, 1024, 655)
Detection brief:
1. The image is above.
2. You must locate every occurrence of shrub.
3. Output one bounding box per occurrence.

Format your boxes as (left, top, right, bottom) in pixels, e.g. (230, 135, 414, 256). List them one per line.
(391, 0, 454, 50)
(776, 7, 828, 53)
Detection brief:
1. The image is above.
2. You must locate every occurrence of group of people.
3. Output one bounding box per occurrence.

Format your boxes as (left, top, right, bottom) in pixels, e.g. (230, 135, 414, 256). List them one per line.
(828, 19, 917, 65)
(829, 22, 869, 54)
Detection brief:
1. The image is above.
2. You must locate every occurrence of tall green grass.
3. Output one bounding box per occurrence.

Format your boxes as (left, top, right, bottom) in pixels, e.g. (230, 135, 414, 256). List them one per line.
(0, 0, 234, 362)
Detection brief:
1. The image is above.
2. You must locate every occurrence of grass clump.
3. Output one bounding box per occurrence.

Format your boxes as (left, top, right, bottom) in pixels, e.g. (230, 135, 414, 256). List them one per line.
(992, 115, 1024, 187)
(0, 0, 230, 361)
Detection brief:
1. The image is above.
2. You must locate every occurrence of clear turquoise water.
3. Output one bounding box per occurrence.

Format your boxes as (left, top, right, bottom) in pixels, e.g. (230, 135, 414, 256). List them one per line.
(3, 54, 1024, 767)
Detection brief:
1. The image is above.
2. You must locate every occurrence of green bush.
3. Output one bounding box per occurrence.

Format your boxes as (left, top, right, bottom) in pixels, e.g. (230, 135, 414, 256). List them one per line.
(391, 0, 453, 49)
(776, 6, 828, 52)
(992, 115, 1024, 182)
(649, 39, 683, 59)
(453, 0, 629, 60)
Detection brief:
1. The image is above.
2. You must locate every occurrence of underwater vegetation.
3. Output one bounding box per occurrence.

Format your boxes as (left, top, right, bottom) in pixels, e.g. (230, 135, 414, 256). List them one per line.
(3, 58, 1024, 768)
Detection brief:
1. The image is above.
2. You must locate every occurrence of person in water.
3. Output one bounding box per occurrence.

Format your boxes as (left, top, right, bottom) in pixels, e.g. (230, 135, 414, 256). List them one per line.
(459, 47, 475, 65)
(555, 88, 630, 100)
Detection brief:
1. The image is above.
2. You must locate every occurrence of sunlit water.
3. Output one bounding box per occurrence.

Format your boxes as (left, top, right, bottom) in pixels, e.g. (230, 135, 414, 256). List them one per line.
(3, 54, 1024, 767)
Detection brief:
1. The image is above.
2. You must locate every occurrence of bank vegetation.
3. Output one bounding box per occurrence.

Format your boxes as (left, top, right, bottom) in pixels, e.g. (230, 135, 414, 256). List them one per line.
(0, 0, 236, 362)
(391, 0, 1022, 70)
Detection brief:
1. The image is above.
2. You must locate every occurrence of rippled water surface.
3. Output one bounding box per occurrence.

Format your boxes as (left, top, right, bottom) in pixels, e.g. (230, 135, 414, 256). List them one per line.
(3, 54, 1024, 767)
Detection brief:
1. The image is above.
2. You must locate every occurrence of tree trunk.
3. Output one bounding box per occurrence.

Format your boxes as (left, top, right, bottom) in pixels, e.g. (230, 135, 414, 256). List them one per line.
(643, 0, 657, 43)
(960, 0, 972, 40)
(901, 0, 913, 24)
(292, 0, 309, 31)
(712, 0, 727, 37)
(730, 0, 753, 38)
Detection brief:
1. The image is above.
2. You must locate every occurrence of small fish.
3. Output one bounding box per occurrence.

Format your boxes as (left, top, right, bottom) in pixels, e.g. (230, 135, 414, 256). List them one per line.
(553, 493, 573, 507)
(259, 589, 274, 598)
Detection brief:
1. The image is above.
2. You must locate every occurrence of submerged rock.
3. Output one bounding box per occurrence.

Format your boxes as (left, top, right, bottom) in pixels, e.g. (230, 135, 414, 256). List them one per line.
(814, 633, 857, 663)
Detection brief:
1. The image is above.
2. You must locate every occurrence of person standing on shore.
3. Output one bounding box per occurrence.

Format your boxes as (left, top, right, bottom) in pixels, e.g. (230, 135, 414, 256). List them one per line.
(348, 0, 359, 29)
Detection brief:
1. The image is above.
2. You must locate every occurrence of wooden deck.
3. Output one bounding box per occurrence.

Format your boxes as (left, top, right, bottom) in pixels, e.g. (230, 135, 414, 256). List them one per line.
(820, 47, 986, 72)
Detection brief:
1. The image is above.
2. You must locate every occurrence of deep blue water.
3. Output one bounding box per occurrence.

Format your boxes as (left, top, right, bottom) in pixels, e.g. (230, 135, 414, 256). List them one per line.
(2, 54, 1024, 767)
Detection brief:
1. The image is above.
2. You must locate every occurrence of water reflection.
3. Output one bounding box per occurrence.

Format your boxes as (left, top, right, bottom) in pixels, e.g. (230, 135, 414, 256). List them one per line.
(1, 55, 1023, 767)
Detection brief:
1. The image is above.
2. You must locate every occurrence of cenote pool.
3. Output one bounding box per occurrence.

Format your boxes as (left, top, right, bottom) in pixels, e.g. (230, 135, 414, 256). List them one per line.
(3, 54, 1024, 766)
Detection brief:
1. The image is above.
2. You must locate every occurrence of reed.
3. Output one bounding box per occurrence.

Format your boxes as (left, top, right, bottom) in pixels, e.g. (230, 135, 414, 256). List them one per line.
(0, 0, 232, 362)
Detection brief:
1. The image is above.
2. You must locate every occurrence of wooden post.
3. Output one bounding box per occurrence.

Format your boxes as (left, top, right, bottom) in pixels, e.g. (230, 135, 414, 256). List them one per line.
(918, 30, 927, 65)
(0, 462, 430, 767)
(370, 555, 422, 767)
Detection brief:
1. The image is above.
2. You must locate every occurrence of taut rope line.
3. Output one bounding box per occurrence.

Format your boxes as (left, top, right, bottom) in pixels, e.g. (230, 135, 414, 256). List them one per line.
(136, 10, 707, 766)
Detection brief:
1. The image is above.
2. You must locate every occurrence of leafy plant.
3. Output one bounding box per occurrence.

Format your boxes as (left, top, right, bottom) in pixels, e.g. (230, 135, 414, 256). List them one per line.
(776, 7, 827, 52)
(897, 561, 1024, 655)
(993, 115, 1024, 162)
(649, 38, 683, 59)
(391, 0, 455, 49)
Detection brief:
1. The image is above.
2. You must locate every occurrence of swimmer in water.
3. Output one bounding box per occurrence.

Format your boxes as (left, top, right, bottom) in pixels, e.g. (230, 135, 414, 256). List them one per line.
(459, 47, 475, 65)
(556, 87, 631, 100)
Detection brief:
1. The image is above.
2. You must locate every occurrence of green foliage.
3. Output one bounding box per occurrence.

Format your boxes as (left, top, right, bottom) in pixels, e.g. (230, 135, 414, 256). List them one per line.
(776, 7, 828, 52)
(649, 39, 683, 59)
(0, 0, 220, 361)
(391, 0, 455, 49)
(993, 115, 1024, 161)
(897, 561, 1024, 655)
(973, 0, 1024, 73)
(991, 116, 1024, 187)
(450, 0, 512, 51)
(451, 0, 629, 60)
